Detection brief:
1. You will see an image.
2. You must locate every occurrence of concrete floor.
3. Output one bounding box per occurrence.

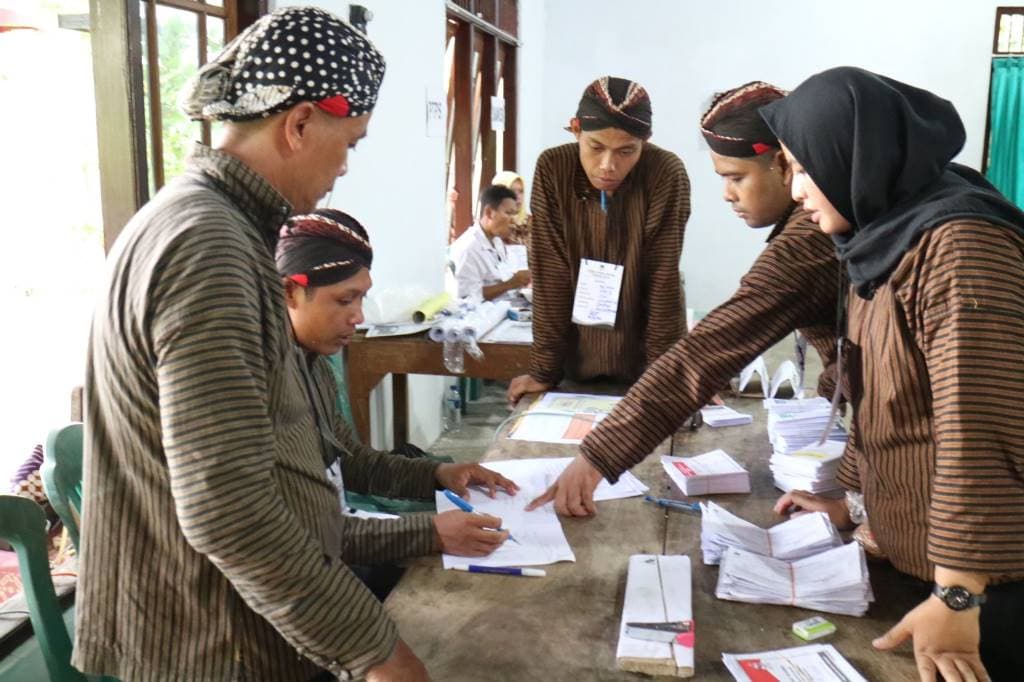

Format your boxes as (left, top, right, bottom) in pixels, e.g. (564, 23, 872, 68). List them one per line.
(427, 382, 511, 463)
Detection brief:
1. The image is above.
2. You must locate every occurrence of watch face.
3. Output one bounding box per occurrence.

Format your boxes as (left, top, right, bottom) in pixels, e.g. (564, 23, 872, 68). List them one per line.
(944, 586, 973, 611)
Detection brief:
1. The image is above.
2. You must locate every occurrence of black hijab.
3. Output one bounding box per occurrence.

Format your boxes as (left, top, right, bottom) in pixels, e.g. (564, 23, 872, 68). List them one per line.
(760, 66, 1024, 298)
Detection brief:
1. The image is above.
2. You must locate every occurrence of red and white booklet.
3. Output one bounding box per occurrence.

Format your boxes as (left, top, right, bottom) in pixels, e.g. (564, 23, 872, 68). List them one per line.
(661, 450, 751, 496)
(723, 644, 867, 682)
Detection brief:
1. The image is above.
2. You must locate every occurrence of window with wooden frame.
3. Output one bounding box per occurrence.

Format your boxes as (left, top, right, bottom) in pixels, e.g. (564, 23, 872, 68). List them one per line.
(139, 0, 266, 197)
(994, 6, 1024, 54)
(983, 6, 1024, 172)
(445, 0, 518, 241)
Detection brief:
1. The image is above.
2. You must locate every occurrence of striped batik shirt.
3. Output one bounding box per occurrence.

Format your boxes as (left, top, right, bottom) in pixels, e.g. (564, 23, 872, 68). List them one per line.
(75, 144, 438, 682)
(580, 207, 840, 481)
(836, 220, 1024, 582)
(527, 142, 689, 385)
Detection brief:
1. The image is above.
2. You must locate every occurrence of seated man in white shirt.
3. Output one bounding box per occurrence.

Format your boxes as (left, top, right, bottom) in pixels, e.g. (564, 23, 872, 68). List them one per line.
(449, 184, 530, 301)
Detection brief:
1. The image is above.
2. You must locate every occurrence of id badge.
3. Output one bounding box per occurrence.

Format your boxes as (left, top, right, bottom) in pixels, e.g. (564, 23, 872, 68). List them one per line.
(571, 258, 624, 328)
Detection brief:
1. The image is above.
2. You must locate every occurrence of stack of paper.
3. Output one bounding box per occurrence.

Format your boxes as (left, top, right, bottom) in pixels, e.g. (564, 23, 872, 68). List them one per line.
(662, 451, 750, 496)
(765, 398, 847, 455)
(770, 440, 847, 495)
(699, 405, 753, 428)
(616, 555, 694, 678)
(723, 644, 868, 682)
(699, 501, 841, 565)
(715, 541, 873, 616)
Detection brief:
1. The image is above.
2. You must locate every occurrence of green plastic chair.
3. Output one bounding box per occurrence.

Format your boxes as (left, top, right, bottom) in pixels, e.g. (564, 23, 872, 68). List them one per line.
(0, 495, 85, 681)
(42, 423, 84, 552)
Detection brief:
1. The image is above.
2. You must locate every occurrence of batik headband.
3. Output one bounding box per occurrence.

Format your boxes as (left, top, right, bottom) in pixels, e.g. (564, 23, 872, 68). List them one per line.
(700, 81, 787, 157)
(573, 76, 653, 141)
(180, 6, 385, 122)
(276, 209, 373, 287)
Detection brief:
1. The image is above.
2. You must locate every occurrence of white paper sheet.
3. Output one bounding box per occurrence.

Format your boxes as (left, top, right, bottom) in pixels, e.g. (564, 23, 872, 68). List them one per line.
(509, 392, 623, 444)
(481, 318, 533, 344)
(481, 457, 648, 502)
(435, 486, 576, 568)
(435, 457, 649, 569)
(738, 355, 769, 397)
(723, 644, 868, 682)
(571, 258, 624, 327)
(365, 321, 435, 338)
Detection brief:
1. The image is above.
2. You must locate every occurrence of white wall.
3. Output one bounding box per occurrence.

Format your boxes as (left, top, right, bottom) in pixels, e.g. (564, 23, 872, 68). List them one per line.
(281, 0, 450, 449)
(518, 0, 1004, 312)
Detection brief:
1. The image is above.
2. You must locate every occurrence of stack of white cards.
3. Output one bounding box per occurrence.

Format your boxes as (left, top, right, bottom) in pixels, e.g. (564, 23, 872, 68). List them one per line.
(699, 404, 753, 428)
(765, 398, 847, 455)
(723, 644, 868, 681)
(715, 541, 873, 617)
(661, 451, 751, 496)
(699, 501, 841, 565)
(770, 440, 847, 494)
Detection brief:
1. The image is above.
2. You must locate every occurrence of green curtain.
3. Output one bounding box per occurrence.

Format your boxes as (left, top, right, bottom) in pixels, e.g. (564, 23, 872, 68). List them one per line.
(986, 57, 1024, 208)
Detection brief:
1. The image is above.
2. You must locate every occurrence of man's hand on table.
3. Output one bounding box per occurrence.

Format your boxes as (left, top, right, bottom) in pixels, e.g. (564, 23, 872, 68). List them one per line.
(506, 375, 551, 407)
(773, 489, 854, 530)
(526, 454, 603, 517)
(366, 639, 431, 682)
(433, 511, 509, 556)
(435, 462, 519, 498)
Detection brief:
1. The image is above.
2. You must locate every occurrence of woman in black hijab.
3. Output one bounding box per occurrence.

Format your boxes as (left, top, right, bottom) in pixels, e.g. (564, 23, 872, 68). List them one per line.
(763, 67, 1024, 682)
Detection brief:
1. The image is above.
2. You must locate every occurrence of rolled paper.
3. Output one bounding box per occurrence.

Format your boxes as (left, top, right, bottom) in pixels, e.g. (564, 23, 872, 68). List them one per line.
(412, 292, 451, 323)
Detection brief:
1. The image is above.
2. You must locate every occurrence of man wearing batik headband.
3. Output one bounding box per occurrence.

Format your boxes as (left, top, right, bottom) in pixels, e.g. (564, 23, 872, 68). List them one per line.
(507, 76, 691, 405)
(528, 81, 844, 519)
(78, 7, 438, 682)
(276, 209, 519, 579)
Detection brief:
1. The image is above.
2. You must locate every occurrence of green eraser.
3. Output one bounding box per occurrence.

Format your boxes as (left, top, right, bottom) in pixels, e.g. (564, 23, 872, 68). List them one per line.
(792, 616, 836, 641)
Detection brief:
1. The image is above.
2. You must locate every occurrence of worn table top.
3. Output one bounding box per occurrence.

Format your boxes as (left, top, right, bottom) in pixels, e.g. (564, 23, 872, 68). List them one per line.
(386, 391, 919, 681)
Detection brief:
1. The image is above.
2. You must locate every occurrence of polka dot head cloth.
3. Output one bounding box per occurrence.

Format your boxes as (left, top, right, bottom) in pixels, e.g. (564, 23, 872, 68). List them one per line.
(179, 6, 386, 122)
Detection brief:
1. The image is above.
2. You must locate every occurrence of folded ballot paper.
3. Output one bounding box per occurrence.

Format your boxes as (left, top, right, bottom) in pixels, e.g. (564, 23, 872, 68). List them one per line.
(662, 451, 750, 496)
(770, 440, 847, 495)
(699, 404, 753, 428)
(699, 501, 841, 565)
(715, 541, 874, 617)
(723, 643, 868, 682)
(616, 555, 694, 678)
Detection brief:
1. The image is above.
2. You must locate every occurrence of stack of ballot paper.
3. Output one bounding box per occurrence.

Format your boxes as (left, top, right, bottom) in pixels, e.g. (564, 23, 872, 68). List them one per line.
(662, 451, 750, 496)
(770, 440, 847, 494)
(715, 541, 873, 617)
(699, 501, 841, 565)
(764, 397, 847, 454)
(723, 644, 868, 682)
(699, 404, 753, 428)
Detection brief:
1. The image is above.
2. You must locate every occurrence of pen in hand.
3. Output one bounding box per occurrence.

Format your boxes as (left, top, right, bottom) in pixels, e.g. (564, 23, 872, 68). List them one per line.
(442, 489, 521, 544)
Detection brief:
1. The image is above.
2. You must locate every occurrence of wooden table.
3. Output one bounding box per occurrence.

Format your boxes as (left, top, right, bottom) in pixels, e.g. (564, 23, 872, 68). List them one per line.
(386, 394, 919, 680)
(344, 332, 530, 444)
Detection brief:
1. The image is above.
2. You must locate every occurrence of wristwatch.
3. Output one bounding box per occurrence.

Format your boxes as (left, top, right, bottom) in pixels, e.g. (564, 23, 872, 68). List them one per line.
(932, 584, 987, 611)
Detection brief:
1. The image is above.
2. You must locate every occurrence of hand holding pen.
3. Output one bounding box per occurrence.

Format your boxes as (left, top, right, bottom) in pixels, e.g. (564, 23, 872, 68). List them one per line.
(442, 488, 520, 545)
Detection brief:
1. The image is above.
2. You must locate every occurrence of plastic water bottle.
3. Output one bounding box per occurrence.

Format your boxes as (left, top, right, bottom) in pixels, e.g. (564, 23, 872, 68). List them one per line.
(443, 385, 463, 432)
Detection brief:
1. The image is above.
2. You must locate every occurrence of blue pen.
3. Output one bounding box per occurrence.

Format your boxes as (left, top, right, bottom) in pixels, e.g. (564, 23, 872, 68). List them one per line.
(644, 495, 701, 513)
(600, 190, 607, 213)
(452, 564, 545, 577)
(442, 489, 520, 544)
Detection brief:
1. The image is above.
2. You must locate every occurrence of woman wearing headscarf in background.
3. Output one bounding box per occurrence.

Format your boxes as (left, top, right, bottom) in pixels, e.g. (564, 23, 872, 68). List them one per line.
(507, 76, 690, 405)
(763, 66, 1024, 682)
(492, 170, 530, 244)
(528, 82, 843, 516)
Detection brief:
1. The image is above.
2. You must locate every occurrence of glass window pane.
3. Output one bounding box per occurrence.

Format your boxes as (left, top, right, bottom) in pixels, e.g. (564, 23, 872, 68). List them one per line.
(155, 4, 203, 185)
